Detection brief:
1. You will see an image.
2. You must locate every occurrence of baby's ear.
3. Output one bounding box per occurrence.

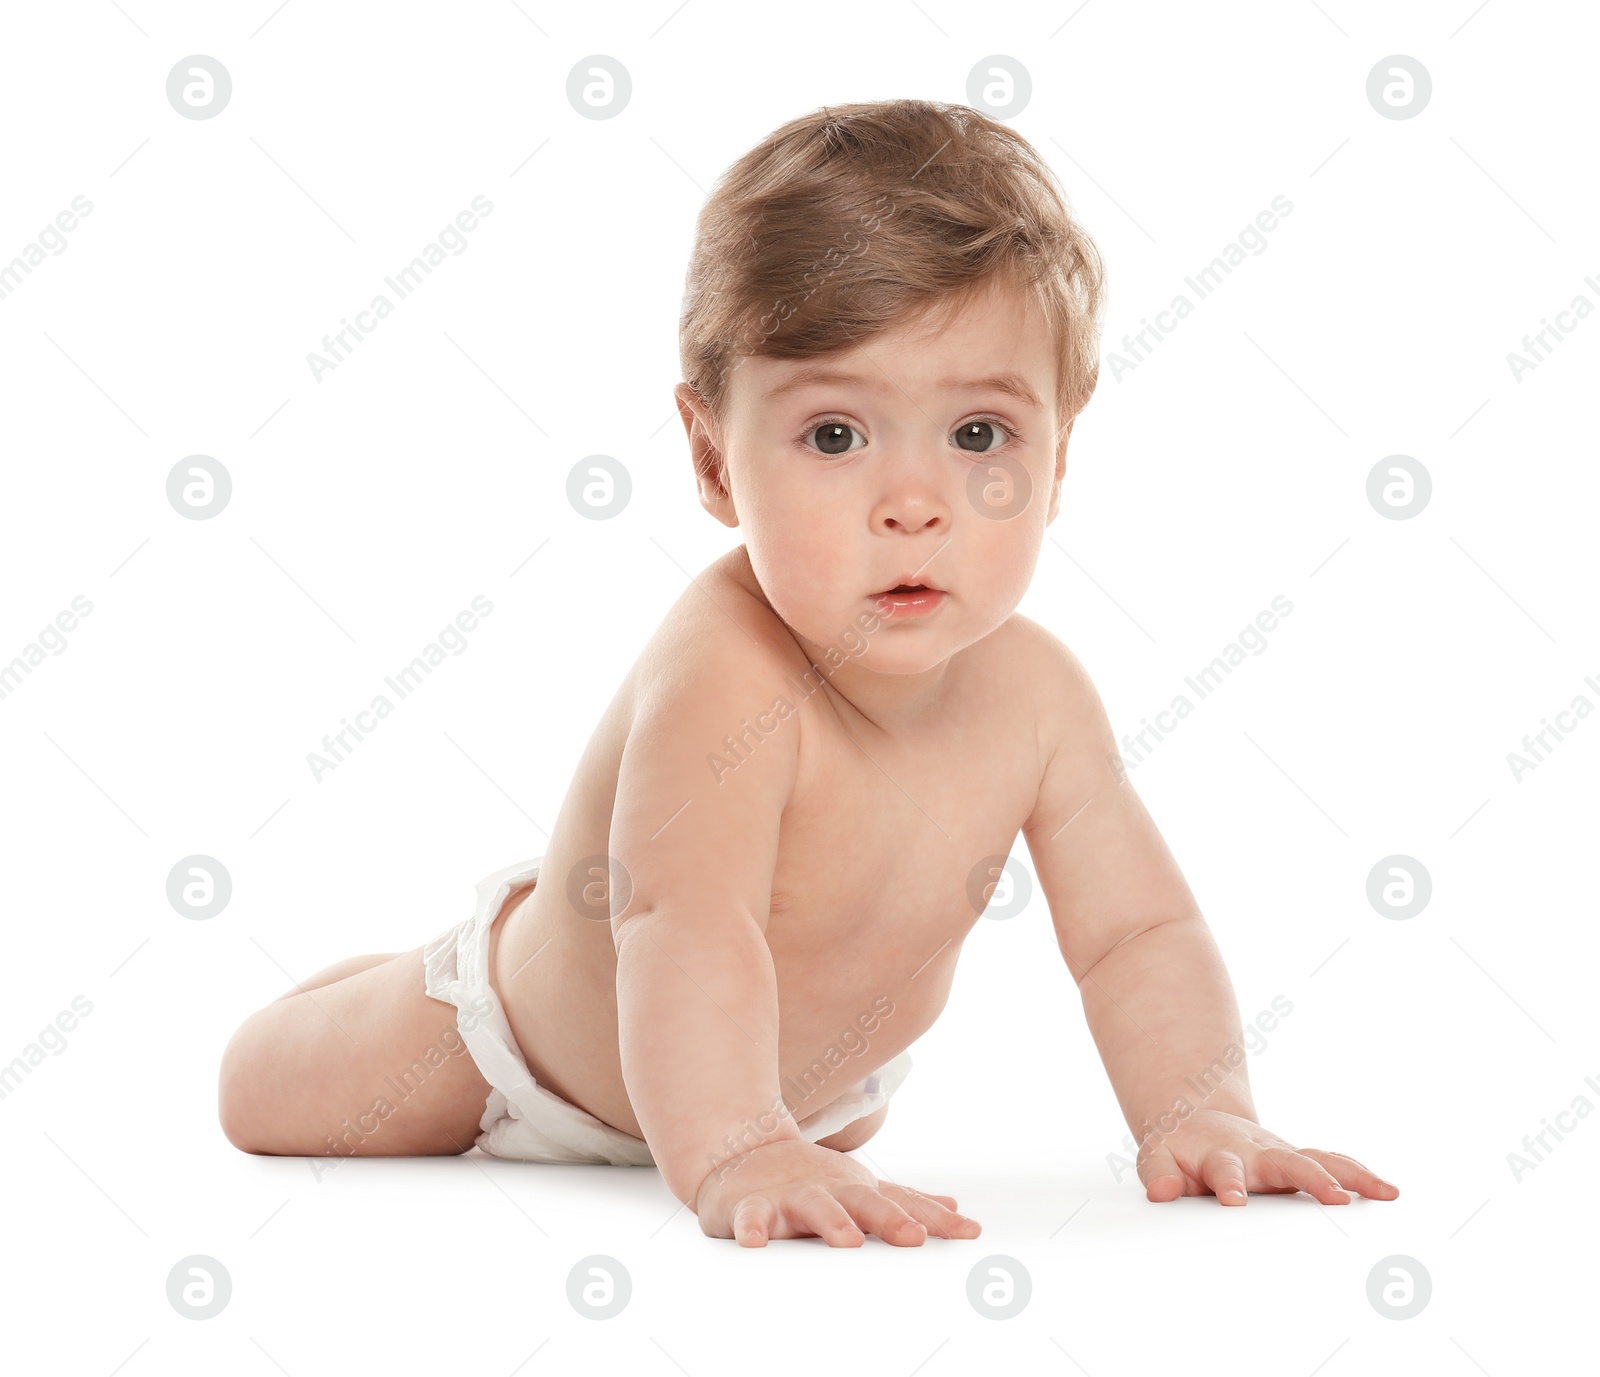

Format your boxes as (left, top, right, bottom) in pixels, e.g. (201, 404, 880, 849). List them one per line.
(1045, 414, 1074, 525)
(674, 383, 737, 526)
(1055, 412, 1075, 473)
(672, 380, 703, 436)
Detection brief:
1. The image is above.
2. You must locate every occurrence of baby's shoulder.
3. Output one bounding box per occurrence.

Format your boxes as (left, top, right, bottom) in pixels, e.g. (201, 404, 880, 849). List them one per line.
(987, 610, 1066, 665)
(976, 612, 1105, 741)
(629, 546, 803, 707)
(979, 611, 1080, 693)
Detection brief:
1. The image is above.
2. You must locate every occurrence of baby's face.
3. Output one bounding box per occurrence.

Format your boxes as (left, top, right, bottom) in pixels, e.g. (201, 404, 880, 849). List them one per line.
(684, 278, 1068, 675)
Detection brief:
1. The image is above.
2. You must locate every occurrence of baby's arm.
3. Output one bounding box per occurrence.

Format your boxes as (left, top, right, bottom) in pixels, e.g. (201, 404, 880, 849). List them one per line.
(1019, 629, 1399, 1205)
(609, 634, 802, 1196)
(608, 629, 977, 1245)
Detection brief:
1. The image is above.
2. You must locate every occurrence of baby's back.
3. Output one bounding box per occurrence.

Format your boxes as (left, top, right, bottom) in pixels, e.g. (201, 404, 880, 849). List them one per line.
(488, 543, 1055, 1138)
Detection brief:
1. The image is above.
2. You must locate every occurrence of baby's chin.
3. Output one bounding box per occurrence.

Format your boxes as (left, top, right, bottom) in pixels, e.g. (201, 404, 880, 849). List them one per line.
(787, 604, 978, 677)
(851, 646, 961, 678)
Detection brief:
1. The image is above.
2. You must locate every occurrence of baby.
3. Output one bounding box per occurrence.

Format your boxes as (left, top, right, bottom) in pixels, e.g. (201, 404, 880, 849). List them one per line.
(219, 98, 1398, 1246)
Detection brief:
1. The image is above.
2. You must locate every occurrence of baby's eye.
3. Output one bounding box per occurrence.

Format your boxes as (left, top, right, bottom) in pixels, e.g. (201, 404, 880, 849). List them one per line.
(953, 419, 1013, 453)
(803, 417, 1016, 457)
(807, 421, 865, 456)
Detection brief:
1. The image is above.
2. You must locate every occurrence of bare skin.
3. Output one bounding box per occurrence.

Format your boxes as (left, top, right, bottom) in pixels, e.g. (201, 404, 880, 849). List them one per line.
(483, 544, 1030, 1243)
(219, 278, 1398, 1245)
(487, 546, 1034, 1146)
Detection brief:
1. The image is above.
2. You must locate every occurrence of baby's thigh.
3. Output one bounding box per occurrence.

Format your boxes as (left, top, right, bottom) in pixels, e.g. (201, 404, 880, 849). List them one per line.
(219, 947, 492, 1157)
(815, 1103, 889, 1153)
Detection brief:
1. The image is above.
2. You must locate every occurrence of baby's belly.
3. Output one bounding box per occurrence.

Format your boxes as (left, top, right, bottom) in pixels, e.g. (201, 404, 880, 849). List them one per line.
(486, 880, 960, 1140)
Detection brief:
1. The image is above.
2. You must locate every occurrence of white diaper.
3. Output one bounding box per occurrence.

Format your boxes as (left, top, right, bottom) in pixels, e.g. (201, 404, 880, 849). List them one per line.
(421, 855, 913, 1166)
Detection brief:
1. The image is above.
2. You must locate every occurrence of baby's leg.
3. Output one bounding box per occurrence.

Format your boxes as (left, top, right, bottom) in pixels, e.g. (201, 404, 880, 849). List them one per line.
(219, 947, 492, 1158)
(815, 1103, 888, 1152)
(270, 952, 400, 1001)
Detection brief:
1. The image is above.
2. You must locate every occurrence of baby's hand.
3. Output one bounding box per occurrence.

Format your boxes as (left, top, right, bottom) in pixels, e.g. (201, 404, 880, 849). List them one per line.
(1136, 1109, 1400, 1205)
(693, 1139, 983, 1247)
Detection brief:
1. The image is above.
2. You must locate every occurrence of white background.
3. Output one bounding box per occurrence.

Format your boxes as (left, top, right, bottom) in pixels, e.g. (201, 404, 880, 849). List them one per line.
(2, 1, 1595, 1373)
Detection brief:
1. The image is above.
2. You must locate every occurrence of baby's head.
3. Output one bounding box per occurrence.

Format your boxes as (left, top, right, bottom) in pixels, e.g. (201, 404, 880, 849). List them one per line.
(675, 99, 1104, 676)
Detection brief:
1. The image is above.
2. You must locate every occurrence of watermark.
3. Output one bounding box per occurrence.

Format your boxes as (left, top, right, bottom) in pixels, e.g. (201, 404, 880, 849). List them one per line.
(1507, 276, 1598, 382)
(1108, 595, 1295, 777)
(1106, 196, 1294, 381)
(698, 995, 897, 1192)
(167, 55, 232, 120)
(1505, 1072, 1600, 1183)
(683, 186, 901, 501)
(967, 1254, 1032, 1318)
(1367, 454, 1431, 520)
(166, 1256, 232, 1319)
(167, 855, 233, 920)
(1366, 56, 1431, 121)
(307, 1003, 493, 1180)
(967, 55, 1032, 121)
(565, 854, 634, 922)
(167, 454, 233, 520)
(1366, 1255, 1432, 1319)
(708, 697, 798, 783)
(567, 1255, 632, 1317)
(966, 853, 1033, 920)
(0, 995, 95, 1102)
(567, 454, 632, 519)
(708, 607, 887, 783)
(307, 595, 495, 781)
(0, 195, 94, 303)
(0, 594, 95, 703)
(1506, 674, 1598, 781)
(306, 195, 495, 382)
(1366, 854, 1431, 920)
(567, 57, 631, 119)
(741, 192, 893, 363)
(967, 451, 1034, 521)
(706, 189, 896, 408)
(781, 996, 895, 1108)
(1106, 995, 1294, 1182)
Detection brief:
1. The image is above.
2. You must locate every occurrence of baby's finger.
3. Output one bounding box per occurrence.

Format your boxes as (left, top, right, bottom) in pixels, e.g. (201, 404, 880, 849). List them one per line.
(1136, 1141, 1186, 1202)
(731, 1195, 777, 1247)
(788, 1188, 866, 1247)
(1257, 1146, 1351, 1205)
(835, 1184, 928, 1247)
(1298, 1149, 1400, 1200)
(1198, 1149, 1249, 1205)
(878, 1182, 982, 1238)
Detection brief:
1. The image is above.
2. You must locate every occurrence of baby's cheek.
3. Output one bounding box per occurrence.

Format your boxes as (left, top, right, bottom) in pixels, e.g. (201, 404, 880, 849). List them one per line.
(977, 536, 1036, 605)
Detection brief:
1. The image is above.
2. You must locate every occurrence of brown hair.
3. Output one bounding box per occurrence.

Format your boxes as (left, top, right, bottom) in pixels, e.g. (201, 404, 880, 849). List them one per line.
(678, 99, 1106, 451)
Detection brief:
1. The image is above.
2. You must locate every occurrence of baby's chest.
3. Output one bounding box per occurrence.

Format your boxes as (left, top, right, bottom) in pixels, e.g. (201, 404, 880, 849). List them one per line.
(767, 706, 1042, 947)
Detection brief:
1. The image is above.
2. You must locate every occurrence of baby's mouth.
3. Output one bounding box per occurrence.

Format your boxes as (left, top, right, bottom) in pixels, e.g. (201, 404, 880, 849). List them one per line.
(869, 582, 948, 618)
(872, 579, 944, 597)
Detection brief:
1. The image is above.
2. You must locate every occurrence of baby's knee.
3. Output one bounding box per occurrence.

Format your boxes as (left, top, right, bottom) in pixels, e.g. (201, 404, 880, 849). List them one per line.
(216, 1017, 271, 1152)
(815, 1102, 889, 1152)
